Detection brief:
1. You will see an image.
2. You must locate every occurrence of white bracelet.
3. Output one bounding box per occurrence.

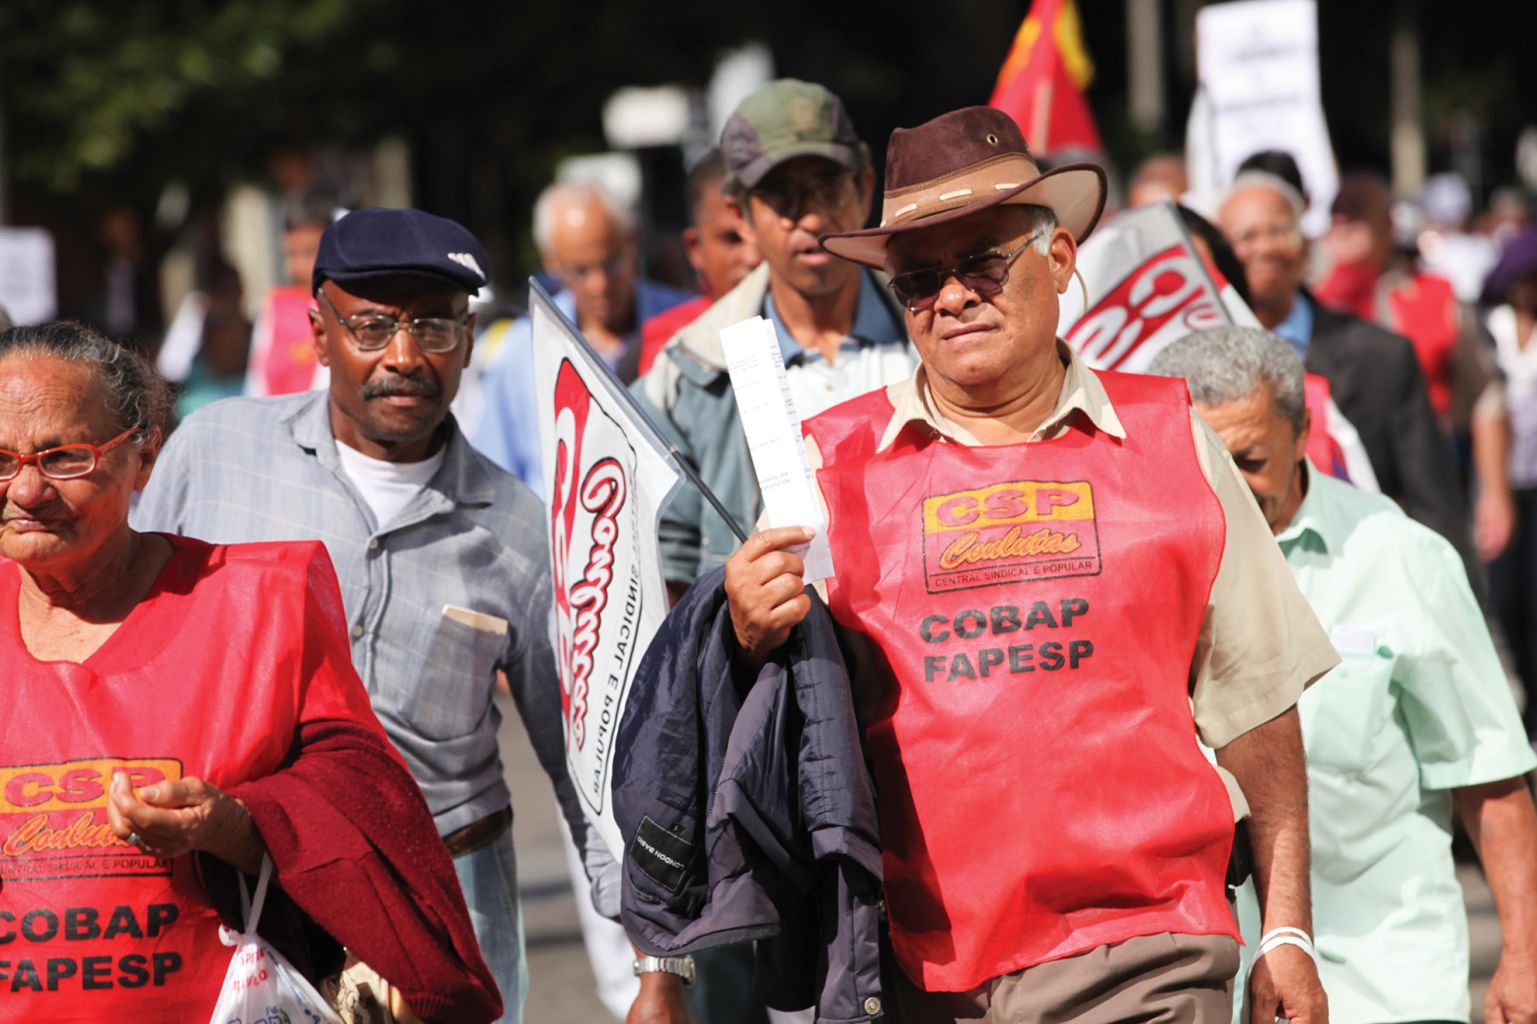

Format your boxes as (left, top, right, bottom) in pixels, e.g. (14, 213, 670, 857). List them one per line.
(1256, 927, 1316, 961)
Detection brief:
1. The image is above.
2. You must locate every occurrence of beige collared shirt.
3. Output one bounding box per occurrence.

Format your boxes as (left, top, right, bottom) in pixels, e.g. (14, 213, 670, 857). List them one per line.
(799, 343, 1337, 761)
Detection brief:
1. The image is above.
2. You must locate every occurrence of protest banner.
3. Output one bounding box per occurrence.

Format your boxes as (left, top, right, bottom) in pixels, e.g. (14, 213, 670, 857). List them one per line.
(1059, 201, 1253, 373)
(1060, 201, 1377, 488)
(530, 281, 741, 856)
(0, 228, 57, 325)
(1185, 0, 1339, 236)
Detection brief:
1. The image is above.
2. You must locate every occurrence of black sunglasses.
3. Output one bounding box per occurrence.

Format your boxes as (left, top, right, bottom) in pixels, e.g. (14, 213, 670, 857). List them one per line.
(887, 231, 1045, 313)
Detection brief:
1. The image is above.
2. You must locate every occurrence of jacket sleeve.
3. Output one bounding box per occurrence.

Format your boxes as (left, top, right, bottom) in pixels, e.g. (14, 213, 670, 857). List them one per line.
(219, 718, 503, 1024)
(1384, 343, 1475, 566)
(632, 367, 705, 585)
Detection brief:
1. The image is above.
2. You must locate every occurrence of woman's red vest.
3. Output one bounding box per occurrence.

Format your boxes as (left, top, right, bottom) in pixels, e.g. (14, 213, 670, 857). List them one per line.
(806, 371, 1238, 992)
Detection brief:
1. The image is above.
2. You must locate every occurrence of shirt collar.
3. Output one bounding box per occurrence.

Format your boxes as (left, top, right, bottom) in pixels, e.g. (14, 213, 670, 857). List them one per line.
(285, 389, 497, 506)
(1271, 293, 1314, 359)
(1275, 462, 1332, 554)
(763, 269, 905, 366)
(875, 341, 1128, 452)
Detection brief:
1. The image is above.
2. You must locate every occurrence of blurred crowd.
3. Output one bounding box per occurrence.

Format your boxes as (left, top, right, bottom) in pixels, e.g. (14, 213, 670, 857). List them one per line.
(75, 136, 1537, 731)
(6, 62, 1537, 1024)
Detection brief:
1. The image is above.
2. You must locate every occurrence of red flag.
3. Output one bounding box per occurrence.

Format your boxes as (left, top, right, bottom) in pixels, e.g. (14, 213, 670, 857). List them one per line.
(989, 0, 1103, 154)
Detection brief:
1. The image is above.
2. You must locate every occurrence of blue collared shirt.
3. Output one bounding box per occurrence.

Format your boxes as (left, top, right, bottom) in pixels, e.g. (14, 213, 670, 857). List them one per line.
(763, 269, 914, 426)
(1270, 293, 1314, 359)
(763, 270, 906, 366)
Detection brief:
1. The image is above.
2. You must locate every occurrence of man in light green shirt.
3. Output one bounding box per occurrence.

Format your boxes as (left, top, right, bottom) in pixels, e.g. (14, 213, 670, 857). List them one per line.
(1153, 326, 1537, 1024)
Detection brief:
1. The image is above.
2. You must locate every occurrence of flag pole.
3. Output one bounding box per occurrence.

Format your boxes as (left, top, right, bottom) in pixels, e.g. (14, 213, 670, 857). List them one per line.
(529, 277, 750, 543)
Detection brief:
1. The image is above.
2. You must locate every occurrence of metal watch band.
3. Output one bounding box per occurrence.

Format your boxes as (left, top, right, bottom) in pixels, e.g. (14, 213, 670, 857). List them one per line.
(632, 954, 696, 986)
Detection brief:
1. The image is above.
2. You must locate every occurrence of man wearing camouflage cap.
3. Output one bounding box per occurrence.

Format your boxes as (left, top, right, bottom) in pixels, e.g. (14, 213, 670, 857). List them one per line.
(633, 78, 916, 594)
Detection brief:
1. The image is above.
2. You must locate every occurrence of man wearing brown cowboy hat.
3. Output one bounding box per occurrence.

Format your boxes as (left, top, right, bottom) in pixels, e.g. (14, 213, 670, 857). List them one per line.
(724, 107, 1338, 1023)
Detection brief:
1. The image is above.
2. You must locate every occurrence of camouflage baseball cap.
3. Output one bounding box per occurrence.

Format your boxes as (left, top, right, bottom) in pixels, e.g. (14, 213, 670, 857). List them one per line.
(720, 79, 867, 190)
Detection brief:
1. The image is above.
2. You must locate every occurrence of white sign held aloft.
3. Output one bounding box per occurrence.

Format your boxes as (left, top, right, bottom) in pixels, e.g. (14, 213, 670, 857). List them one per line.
(0, 228, 58, 325)
(1187, 0, 1339, 237)
(719, 316, 834, 582)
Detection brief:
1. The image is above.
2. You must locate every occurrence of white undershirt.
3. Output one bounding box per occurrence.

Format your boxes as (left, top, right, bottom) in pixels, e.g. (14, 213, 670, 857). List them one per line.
(334, 441, 447, 529)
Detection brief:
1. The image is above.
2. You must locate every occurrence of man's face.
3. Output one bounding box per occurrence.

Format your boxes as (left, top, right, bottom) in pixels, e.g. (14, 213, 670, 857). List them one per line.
(1219, 186, 1307, 319)
(732, 156, 871, 299)
(686, 179, 760, 299)
(1196, 385, 1310, 533)
(886, 206, 1075, 399)
(310, 276, 473, 462)
(545, 196, 637, 334)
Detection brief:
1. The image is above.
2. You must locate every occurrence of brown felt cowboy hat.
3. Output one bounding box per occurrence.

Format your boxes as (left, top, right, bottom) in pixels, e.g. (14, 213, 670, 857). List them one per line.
(819, 106, 1107, 269)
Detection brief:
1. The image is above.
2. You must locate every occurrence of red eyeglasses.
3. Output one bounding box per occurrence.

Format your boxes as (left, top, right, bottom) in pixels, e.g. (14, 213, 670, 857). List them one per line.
(0, 424, 140, 481)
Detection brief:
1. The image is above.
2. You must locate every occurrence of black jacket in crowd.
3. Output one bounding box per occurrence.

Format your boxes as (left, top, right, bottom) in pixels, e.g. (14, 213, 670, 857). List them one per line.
(1304, 292, 1475, 571)
(612, 568, 885, 1024)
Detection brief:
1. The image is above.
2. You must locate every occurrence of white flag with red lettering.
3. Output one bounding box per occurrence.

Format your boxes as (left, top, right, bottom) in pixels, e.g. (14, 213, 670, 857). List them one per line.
(1058, 200, 1255, 372)
(531, 283, 681, 857)
(1059, 204, 1378, 489)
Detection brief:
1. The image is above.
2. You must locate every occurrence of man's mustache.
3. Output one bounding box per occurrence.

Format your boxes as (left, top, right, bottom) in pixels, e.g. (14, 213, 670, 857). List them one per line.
(363, 377, 441, 400)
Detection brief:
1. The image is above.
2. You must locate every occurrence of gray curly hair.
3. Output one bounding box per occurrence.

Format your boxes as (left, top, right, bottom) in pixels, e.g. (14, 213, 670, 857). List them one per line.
(1147, 325, 1307, 436)
(0, 321, 172, 441)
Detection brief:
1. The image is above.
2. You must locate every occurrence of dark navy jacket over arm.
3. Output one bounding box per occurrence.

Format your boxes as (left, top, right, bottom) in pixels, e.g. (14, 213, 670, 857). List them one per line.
(613, 568, 885, 1023)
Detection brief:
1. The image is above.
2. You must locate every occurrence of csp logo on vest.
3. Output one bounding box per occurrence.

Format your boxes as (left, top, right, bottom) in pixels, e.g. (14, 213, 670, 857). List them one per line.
(1, 758, 181, 880)
(921, 480, 1102, 593)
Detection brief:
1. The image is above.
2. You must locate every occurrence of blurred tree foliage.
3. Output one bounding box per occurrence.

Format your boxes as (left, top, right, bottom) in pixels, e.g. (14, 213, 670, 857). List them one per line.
(2, 0, 1530, 300)
(0, 0, 1018, 287)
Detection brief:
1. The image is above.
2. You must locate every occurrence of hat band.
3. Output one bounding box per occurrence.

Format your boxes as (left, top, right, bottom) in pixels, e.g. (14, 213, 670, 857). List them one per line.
(877, 155, 1045, 228)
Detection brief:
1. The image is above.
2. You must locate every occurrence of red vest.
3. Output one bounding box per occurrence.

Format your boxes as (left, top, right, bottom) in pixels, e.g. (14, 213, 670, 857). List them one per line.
(1384, 273, 1459, 417)
(1316, 263, 1460, 417)
(0, 538, 379, 1020)
(807, 372, 1237, 991)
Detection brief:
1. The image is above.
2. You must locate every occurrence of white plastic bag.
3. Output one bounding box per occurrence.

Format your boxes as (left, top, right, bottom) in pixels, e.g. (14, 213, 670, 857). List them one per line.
(208, 853, 343, 1024)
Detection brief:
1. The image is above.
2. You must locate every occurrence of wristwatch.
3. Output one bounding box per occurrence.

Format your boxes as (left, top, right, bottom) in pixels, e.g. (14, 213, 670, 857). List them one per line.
(632, 954, 696, 987)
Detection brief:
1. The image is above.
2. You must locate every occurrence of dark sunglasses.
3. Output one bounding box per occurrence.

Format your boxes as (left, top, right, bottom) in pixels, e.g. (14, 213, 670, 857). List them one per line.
(887, 231, 1045, 313)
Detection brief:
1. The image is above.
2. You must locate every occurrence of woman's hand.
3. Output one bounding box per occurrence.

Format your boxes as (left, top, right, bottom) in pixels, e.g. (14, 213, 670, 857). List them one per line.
(107, 771, 265, 874)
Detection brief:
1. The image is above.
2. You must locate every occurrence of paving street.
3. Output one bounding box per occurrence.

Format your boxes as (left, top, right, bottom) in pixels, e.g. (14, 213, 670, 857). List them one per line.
(500, 695, 1509, 1022)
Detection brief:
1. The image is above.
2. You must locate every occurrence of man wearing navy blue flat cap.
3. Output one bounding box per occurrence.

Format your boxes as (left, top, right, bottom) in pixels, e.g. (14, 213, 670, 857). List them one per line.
(136, 207, 618, 1023)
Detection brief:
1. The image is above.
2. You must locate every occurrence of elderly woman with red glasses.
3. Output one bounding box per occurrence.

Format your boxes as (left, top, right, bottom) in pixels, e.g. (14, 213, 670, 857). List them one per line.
(0, 321, 499, 1022)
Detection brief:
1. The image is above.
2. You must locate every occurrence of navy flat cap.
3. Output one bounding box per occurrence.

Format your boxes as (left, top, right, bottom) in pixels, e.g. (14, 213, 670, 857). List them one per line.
(312, 207, 489, 295)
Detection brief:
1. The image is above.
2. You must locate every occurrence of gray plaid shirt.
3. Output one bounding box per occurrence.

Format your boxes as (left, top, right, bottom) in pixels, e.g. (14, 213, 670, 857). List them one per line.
(133, 391, 614, 903)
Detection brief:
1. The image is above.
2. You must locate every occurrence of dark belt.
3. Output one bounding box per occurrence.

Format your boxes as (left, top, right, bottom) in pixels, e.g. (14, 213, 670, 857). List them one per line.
(443, 806, 513, 859)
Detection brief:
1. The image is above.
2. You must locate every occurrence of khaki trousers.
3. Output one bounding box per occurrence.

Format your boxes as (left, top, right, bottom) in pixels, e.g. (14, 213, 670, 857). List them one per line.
(888, 933, 1239, 1024)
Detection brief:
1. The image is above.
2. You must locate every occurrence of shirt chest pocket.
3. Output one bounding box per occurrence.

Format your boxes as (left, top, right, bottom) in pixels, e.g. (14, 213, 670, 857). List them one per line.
(413, 612, 507, 740)
(1298, 648, 1397, 775)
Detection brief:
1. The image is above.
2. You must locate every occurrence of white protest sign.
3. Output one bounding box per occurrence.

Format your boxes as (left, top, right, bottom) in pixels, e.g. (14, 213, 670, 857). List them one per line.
(533, 285, 681, 857)
(1060, 202, 1253, 372)
(0, 228, 58, 325)
(1187, 0, 1338, 236)
(719, 315, 834, 582)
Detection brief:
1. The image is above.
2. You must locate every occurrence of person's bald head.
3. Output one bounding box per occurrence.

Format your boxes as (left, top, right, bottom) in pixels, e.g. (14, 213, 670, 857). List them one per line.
(1218, 179, 1307, 329)
(534, 181, 638, 334)
(1127, 154, 1188, 209)
(1325, 172, 1395, 272)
